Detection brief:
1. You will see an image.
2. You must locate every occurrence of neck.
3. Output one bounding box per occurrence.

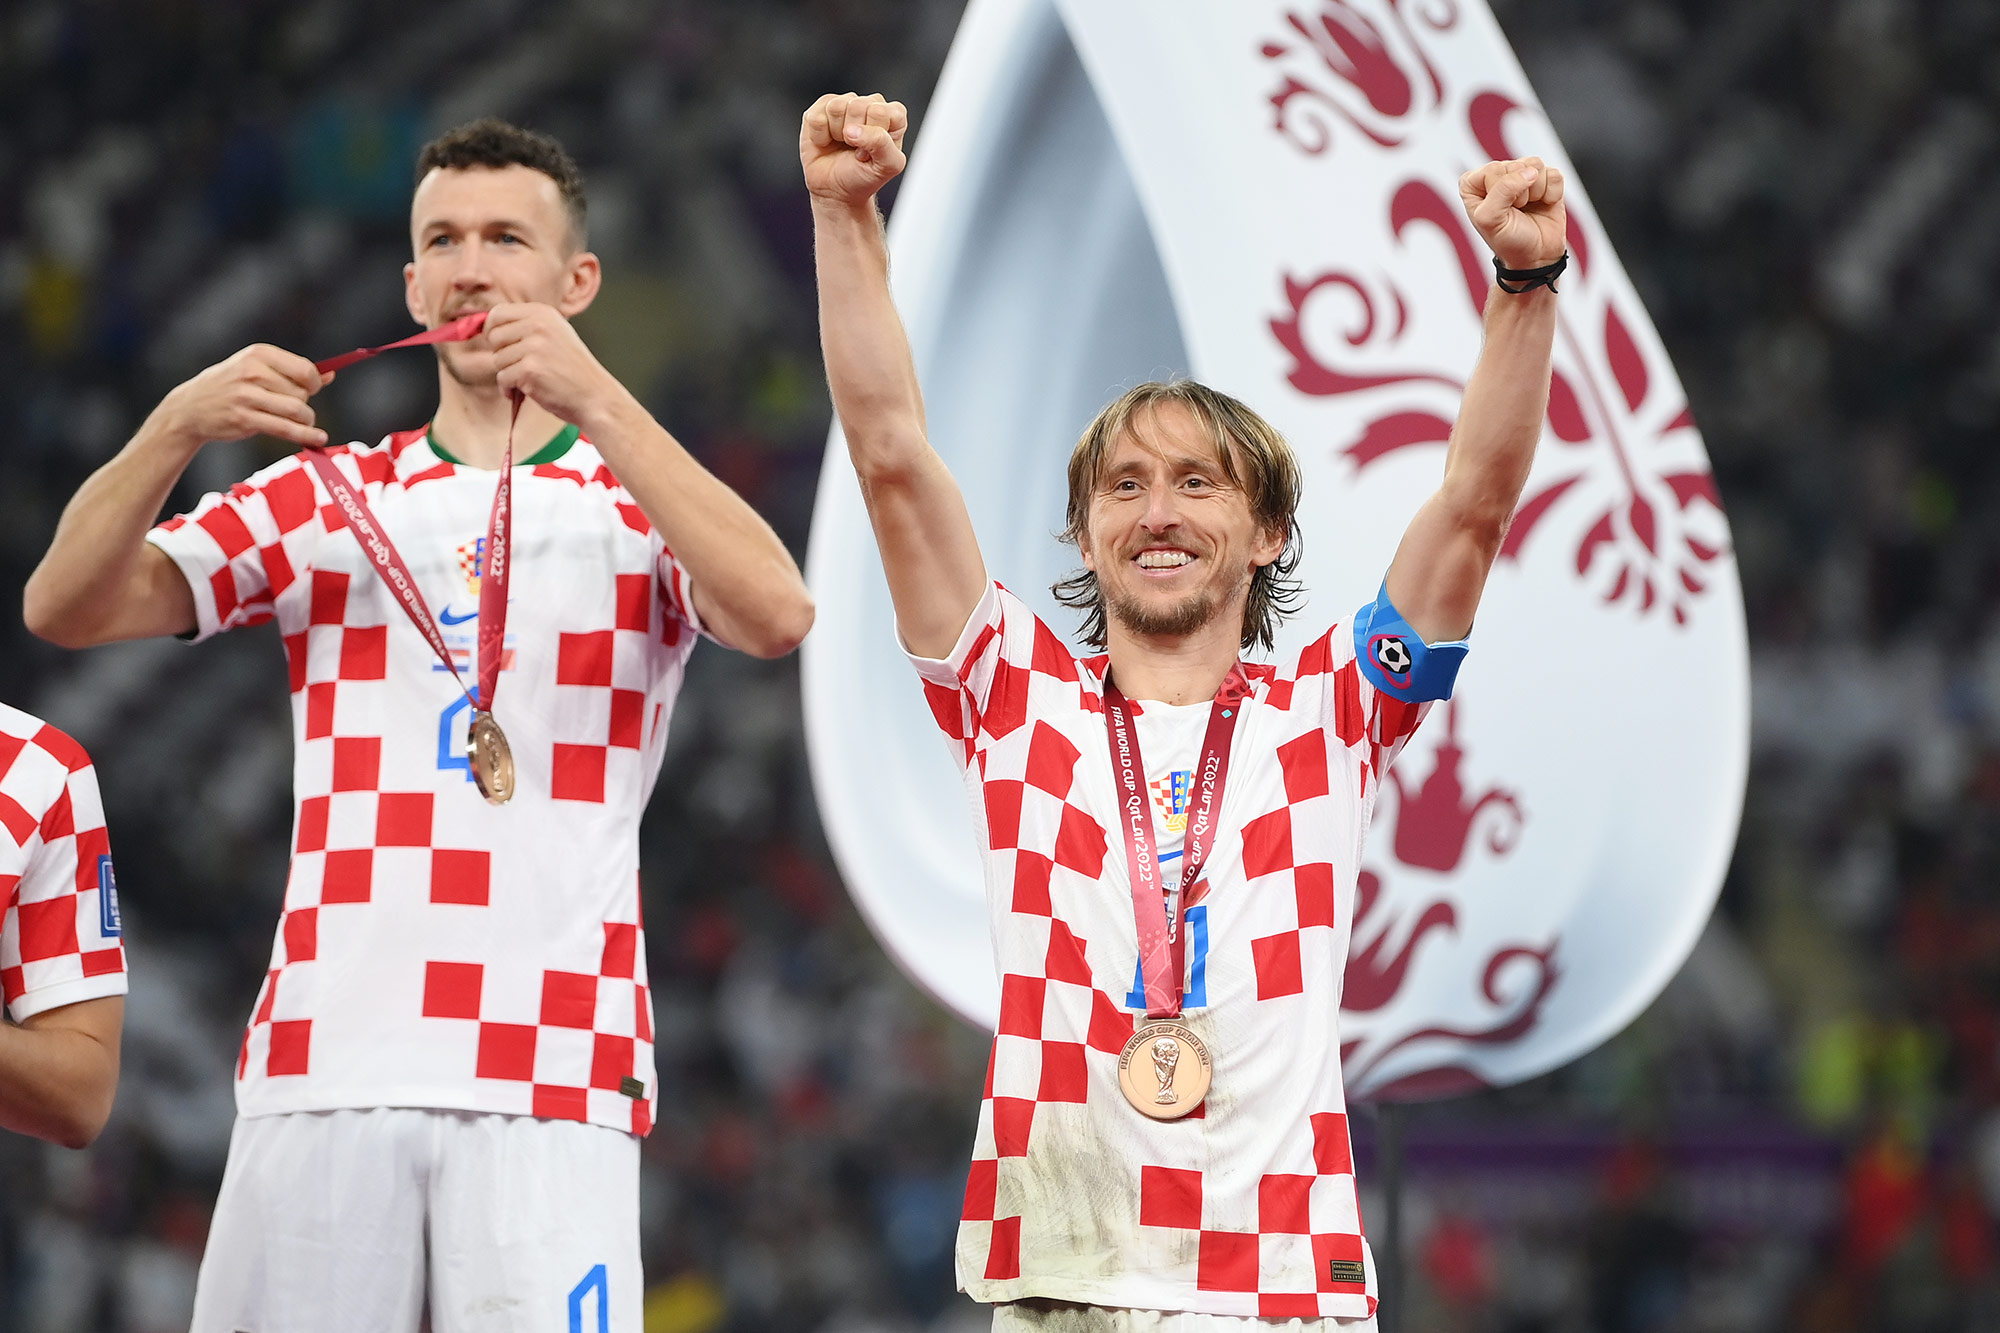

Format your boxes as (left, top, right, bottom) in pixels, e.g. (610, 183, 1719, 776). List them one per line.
(430, 373, 570, 470)
(1103, 613, 1243, 705)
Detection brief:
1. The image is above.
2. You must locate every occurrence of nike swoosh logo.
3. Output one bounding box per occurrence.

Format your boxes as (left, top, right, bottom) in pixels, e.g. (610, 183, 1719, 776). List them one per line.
(439, 607, 479, 625)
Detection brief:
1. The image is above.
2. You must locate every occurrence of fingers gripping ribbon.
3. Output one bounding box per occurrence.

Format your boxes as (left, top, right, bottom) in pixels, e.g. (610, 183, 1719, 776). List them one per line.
(1354, 582, 1468, 702)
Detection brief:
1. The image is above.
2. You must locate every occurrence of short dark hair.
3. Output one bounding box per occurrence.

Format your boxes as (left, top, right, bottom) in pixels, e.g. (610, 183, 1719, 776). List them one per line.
(415, 118, 587, 248)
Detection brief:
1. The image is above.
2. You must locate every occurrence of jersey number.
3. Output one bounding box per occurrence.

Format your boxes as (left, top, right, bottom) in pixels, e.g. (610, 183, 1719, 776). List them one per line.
(437, 695, 477, 784)
(1124, 904, 1208, 1011)
(569, 1265, 608, 1333)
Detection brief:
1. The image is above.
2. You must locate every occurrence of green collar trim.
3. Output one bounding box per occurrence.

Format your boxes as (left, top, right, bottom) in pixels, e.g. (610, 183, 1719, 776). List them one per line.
(427, 422, 580, 468)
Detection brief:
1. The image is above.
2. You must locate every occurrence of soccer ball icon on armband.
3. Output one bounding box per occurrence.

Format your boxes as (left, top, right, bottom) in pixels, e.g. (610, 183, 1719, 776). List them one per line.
(1374, 637, 1413, 675)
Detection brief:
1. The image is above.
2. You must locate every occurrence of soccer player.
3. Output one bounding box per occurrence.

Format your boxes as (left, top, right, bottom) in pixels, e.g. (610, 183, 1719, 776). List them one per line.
(24, 120, 813, 1330)
(803, 92, 1563, 1329)
(0, 705, 125, 1149)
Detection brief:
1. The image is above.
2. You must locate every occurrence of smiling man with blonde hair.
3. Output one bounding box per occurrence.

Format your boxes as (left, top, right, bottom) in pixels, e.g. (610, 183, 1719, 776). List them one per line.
(804, 89, 1564, 1330)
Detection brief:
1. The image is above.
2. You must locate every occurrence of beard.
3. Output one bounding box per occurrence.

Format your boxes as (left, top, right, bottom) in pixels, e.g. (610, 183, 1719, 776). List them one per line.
(1100, 556, 1255, 643)
(1104, 586, 1222, 639)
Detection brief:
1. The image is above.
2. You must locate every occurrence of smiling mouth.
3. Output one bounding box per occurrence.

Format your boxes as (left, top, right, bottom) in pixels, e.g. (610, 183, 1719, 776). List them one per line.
(1135, 550, 1196, 570)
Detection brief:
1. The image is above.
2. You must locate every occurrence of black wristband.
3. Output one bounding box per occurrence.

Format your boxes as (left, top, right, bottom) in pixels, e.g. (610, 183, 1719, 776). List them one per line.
(1493, 251, 1568, 294)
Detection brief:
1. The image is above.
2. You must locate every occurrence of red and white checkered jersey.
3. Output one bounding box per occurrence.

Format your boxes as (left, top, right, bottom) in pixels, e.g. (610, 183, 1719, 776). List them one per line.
(146, 426, 694, 1136)
(1, 704, 126, 1023)
(910, 583, 1433, 1320)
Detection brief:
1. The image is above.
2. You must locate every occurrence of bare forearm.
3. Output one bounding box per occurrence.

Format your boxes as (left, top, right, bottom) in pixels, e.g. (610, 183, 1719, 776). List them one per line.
(24, 413, 203, 647)
(1442, 286, 1557, 519)
(1385, 286, 1557, 641)
(0, 1004, 122, 1149)
(583, 396, 813, 658)
(812, 197, 930, 473)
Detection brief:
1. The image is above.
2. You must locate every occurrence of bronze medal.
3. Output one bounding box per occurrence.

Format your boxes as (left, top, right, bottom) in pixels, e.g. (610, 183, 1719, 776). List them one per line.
(467, 711, 515, 805)
(1117, 1020, 1211, 1120)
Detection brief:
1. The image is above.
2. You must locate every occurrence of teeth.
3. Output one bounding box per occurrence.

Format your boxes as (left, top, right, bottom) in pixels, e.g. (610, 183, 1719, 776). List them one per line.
(1136, 551, 1194, 569)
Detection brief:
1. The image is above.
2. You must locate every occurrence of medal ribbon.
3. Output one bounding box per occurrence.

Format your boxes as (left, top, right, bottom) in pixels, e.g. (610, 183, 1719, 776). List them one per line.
(300, 311, 519, 716)
(1103, 664, 1250, 1019)
(313, 310, 490, 375)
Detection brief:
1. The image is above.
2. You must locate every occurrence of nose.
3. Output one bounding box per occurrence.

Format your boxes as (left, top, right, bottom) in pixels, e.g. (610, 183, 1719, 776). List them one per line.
(451, 237, 495, 290)
(1139, 483, 1179, 534)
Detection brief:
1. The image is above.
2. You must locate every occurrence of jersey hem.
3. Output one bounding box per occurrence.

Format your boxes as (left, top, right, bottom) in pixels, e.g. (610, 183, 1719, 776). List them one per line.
(234, 1085, 650, 1137)
(960, 1276, 1375, 1320)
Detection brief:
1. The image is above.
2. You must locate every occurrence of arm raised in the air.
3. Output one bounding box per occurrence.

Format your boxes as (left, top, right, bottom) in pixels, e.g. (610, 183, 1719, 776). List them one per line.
(1383, 157, 1565, 645)
(803, 92, 987, 660)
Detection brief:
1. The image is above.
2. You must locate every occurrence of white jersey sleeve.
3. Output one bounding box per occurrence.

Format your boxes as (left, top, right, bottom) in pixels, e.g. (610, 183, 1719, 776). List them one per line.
(147, 450, 333, 642)
(0, 706, 126, 1023)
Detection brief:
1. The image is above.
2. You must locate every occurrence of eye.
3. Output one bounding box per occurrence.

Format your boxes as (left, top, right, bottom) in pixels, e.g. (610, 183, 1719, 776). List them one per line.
(1113, 478, 1141, 493)
(426, 234, 453, 249)
(497, 232, 523, 245)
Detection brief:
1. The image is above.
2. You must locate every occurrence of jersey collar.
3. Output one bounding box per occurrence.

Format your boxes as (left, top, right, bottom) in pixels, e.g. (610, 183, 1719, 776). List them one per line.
(426, 422, 580, 468)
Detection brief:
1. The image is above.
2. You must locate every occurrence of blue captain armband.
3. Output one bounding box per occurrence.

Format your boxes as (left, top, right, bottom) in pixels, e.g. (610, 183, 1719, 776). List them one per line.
(1352, 582, 1468, 702)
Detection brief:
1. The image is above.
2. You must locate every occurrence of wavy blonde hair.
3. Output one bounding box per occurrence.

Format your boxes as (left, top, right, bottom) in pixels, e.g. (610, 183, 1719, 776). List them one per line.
(1053, 380, 1304, 652)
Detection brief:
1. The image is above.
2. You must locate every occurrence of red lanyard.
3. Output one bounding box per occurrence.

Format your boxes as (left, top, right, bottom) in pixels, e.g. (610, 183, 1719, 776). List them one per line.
(301, 312, 517, 717)
(1102, 664, 1250, 1019)
(313, 311, 488, 374)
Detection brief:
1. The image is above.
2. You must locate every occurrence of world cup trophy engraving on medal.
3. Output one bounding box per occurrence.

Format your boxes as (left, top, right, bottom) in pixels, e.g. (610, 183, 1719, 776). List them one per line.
(1150, 1035, 1179, 1103)
(1118, 1021, 1211, 1120)
(467, 711, 515, 805)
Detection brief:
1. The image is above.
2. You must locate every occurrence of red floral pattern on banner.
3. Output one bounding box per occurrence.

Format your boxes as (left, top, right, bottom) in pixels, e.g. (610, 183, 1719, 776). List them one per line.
(1337, 697, 1556, 1087)
(1260, 0, 1715, 1094)
(1260, 0, 1460, 153)
(1263, 8, 1729, 630)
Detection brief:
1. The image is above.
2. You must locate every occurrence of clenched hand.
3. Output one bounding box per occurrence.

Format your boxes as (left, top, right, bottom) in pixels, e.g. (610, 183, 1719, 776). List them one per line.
(1458, 157, 1567, 273)
(801, 93, 909, 207)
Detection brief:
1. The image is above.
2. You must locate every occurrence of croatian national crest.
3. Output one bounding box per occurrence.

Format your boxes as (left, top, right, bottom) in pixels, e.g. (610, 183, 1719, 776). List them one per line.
(456, 536, 487, 596)
(1150, 769, 1193, 836)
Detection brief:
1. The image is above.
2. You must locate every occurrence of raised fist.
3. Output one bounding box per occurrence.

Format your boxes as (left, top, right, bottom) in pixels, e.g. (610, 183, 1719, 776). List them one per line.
(1458, 157, 1567, 273)
(801, 93, 909, 206)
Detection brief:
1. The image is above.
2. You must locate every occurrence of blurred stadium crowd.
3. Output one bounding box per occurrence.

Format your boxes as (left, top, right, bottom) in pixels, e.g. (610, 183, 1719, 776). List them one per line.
(0, 0, 1996, 1330)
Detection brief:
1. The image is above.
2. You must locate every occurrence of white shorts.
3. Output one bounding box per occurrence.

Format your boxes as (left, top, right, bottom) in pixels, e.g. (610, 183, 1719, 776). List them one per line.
(993, 1302, 1379, 1333)
(190, 1108, 640, 1333)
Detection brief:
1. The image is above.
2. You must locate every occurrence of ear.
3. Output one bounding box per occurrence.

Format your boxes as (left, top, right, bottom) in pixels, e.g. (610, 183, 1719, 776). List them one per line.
(556, 251, 603, 318)
(403, 260, 425, 328)
(1077, 524, 1098, 574)
(1250, 519, 1288, 570)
